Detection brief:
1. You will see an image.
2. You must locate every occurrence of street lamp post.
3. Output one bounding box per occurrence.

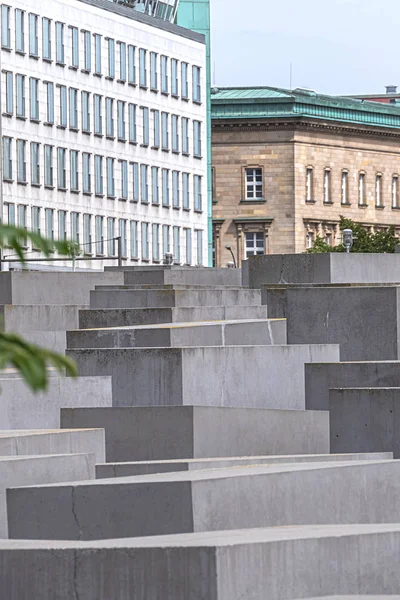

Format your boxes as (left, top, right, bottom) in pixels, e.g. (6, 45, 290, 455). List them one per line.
(225, 244, 237, 268)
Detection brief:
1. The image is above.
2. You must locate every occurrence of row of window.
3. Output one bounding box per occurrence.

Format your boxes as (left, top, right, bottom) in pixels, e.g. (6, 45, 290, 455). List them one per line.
(307, 167, 400, 209)
(1, 6, 202, 102)
(2, 73, 202, 156)
(2, 138, 203, 210)
(6, 203, 204, 264)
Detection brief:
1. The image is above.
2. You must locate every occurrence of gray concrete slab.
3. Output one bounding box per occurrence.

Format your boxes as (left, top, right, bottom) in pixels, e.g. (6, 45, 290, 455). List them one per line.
(286, 286, 399, 361)
(67, 344, 339, 409)
(61, 406, 329, 461)
(0, 304, 86, 333)
(17, 330, 67, 353)
(301, 597, 400, 599)
(329, 387, 400, 458)
(305, 361, 400, 411)
(0, 376, 112, 429)
(0, 453, 95, 537)
(67, 319, 287, 349)
(7, 460, 400, 541)
(79, 305, 269, 328)
(121, 266, 242, 286)
(0, 429, 105, 462)
(96, 452, 393, 478)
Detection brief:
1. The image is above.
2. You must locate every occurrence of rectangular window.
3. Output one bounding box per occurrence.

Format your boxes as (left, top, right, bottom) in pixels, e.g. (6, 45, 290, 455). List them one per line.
(162, 168, 170, 206)
(171, 59, 178, 96)
(359, 172, 366, 206)
(17, 139, 26, 183)
(29, 13, 38, 57)
(70, 150, 79, 192)
(83, 30, 91, 71)
(18, 204, 27, 232)
(106, 97, 114, 137)
(150, 51, 158, 90)
(181, 62, 188, 99)
(182, 117, 189, 155)
(141, 222, 149, 260)
(107, 157, 115, 198)
(161, 112, 169, 150)
(161, 55, 168, 93)
(71, 212, 79, 244)
(42, 17, 51, 60)
(83, 153, 91, 193)
(94, 33, 101, 74)
(324, 169, 331, 203)
(173, 226, 180, 263)
(393, 176, 399, 208)
(119, 219, 127, 258)
(139, 48, 147, 87)
(3, 137, 12, 181)
(185, 228, 192, 265)
(128, 45, 136, 84)
(56, 22, 64, 64)
(29, 78, 39, 121)
(15, 9, 24, 53)
(196, 230, 203, 265)
(44, 145, 53, 187)
(152, 223, 160, 262)
(182, 173, 190, 209)
(59, 85, 67, 127)
(130, 220, 138, 258)
(58, 210, 67, 241)
(32, 207, 40, 236)
(45, 208, 54, 241)
(30, 142, 40, 185)
(45, 82, 54, 124)
(142, 107, 149, 146)
(129, 103, 136, 143)
(152, 166, 159, 205)
(107, 38, 115, 78)
(16, 74, 25, 118)
(306, 167, 313, 201)
(140, 164, 148, 203)
(83, 214, 92, 254)
(117, 101, 126, 141)
(172, 170, 180, 208)
(95, 155, 103, 195)
(245, 167, 262, 199)
(342, 171, 349, 205)
(71, 26, 79, 68)
(152, 109, 160, 148)
(118, 42, 127, 82)
(57, 147, 66, 189)
(245, 232, 264, 258)
(163, 224, 170, 256)
(94, 94, 102, 135)
(120, 160, 128, 200)
(192, 65, 201, 102)
(172, 115, 179, 153)
(4, 71, 13, 115)
(376, 174, 382, 207)
(107, 218, 115, 256)
(131, 162, 139, 202)
(95, 215, 104, 255)
(1, 6, 11, 49)
(193, 121, 202, 157)
(69, 88, 78, 129)
(194, 175, 202, 211)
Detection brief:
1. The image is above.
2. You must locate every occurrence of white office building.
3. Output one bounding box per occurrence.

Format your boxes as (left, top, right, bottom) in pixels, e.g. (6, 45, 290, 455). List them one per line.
(0, 0, 208, 269)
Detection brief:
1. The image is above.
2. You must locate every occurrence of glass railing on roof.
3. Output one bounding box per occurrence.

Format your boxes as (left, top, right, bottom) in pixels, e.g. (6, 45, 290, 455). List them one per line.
(112, 0, 179, 22)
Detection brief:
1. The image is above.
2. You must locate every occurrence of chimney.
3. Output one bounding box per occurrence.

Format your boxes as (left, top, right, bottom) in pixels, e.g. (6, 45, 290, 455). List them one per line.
(386, 85, 398, 94)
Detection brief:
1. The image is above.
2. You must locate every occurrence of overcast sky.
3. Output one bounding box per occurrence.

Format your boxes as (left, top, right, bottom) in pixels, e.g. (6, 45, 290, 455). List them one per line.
(210, 0, 397, 96)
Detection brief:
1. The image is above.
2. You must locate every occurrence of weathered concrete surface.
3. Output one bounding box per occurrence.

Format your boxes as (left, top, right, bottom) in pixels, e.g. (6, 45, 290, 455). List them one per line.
(0, 304, 86, 333)
(0, 453, 95, 537)
(7, 460, 400, 540)
(245, 253, 400, 287)
(96, 452, 392, 478)
(121, 266, 242, 286)
(300, 597, 400, 599)
(0, 271, 124, 305)
(305, 361, 400, 411)
(0, 376, 112, 429)
(17, 330, 67, 353)
(61, 406, 329, 461)
(2, 524, 400, 599)
(0, 429, 105, 462)
(329, 387, 400, 458)
(79, 305, 269, 328)
(67, 344, 339, 409)
(67, 319, 287, 349)
(286, 286, 399, 361)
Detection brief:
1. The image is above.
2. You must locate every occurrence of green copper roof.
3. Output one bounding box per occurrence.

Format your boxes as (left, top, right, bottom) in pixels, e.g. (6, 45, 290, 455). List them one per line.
(211, 86, 400, 130)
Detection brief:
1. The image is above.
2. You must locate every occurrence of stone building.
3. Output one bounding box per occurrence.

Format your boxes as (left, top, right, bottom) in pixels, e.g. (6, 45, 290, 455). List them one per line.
(211, 86, 400, 266)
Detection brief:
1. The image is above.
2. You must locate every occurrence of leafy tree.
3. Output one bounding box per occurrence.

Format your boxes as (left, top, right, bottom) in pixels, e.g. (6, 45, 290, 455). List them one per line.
(307, 217, 398, 254)
(0, 225, 78, 391)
